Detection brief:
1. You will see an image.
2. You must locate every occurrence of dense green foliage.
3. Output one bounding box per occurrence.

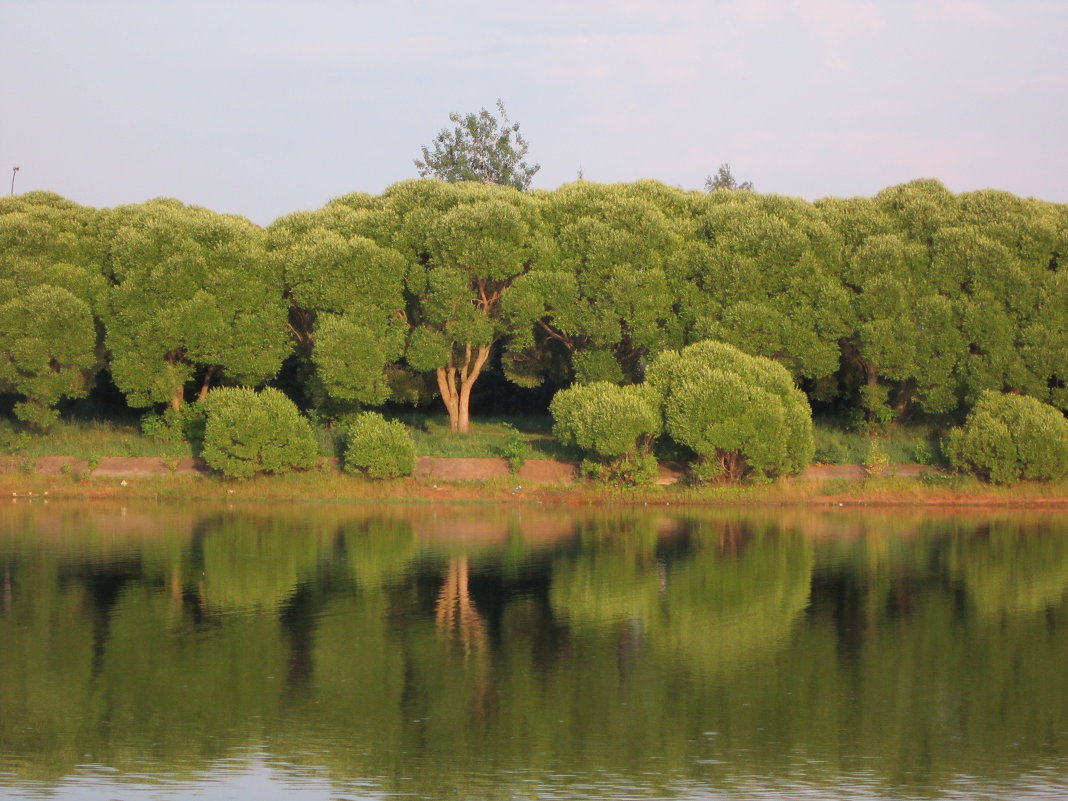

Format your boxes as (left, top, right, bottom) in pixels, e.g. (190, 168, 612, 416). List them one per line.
(648, 341, 815, 481)
(1, 179, 1065, 482)
(200, 387, 318, 478)
(343, 411, 417, 479)
(266, 204, 409, 413)
(945, 391, 1068, 483)
(0, 192, 107, 427)
(505, 181, 684, 385)
(550, 381, 661, 458)
(549, 381, 662, 484)
(104, 200, 290, 411)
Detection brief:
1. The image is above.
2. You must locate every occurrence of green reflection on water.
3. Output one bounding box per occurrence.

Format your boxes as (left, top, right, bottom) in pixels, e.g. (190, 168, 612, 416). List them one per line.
(0, 503, 1066, 799)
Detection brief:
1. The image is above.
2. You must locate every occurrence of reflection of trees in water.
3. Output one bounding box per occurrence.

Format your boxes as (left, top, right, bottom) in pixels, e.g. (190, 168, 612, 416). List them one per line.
(550, 516, 814, 678)
(193, 515, 323, 612)
(1, 507, 1067, 796)
(947, 520, 1068, 616)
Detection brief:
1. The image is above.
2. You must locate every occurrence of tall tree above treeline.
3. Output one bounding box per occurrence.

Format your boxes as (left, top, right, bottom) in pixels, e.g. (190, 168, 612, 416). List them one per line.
(705, 163, 753, 192)
(414, 100, 540, 191)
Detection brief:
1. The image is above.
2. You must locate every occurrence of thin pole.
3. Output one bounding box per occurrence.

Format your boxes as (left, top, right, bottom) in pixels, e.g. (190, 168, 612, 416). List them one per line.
(10, 167, 18, 195)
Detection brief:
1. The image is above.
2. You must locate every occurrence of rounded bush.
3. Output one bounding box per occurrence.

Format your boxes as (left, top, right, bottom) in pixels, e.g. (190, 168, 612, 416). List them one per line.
(550, 381, 661, 486)
(343, 412, 416, 479)
(200, 387, 318, 479)
(550, 381, 661, 458)
(945, 391, 1068, 484)
(647, 340, 814, 481)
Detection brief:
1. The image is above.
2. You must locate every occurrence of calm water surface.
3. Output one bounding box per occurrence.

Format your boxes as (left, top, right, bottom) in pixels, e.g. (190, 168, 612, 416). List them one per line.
(0, 502, 1066, 800)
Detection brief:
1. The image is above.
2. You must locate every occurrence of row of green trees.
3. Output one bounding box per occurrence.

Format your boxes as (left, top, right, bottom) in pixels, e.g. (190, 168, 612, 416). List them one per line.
(1, 179, 1065, 433)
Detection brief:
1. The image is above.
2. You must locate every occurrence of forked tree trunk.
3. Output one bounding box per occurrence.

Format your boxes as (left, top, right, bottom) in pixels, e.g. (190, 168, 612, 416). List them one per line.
(436, 343, 493, 434)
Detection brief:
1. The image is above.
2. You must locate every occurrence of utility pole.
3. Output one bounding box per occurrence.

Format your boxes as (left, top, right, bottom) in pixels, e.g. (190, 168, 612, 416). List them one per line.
(10, 166, 18, 195)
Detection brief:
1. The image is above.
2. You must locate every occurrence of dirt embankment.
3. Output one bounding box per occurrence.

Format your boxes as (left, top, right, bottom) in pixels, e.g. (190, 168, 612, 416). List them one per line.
(11, 455, 927, 484)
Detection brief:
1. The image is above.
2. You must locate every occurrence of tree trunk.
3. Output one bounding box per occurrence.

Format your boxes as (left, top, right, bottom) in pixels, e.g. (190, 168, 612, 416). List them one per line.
(437, 343, 492, 434)
(436, 367, 461, 432)
(170, 386, 184, 413)
(893, 379, 915, 422)
(198, 365, 217, 401)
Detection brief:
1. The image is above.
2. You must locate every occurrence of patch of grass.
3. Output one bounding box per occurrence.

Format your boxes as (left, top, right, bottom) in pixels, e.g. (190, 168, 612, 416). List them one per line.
(390, 413, 569, 460)
(4, 418, 194, 460)
(313, 423, 346, 459)
(1, 411, 570, 464)
(813, 418, 946, 465)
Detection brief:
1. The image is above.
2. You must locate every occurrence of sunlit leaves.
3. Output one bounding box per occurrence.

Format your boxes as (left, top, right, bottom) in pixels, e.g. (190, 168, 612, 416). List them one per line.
(550, 381, 661, 458)
(0, 193, 106, 425)
(648, 341, 814, 480)
(945, 391, 1068, 483)
(105, 200, 289, 409)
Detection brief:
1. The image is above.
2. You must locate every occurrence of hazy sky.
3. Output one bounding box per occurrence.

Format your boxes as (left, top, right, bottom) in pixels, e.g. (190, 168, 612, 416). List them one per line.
(3, 0, 1065, 224)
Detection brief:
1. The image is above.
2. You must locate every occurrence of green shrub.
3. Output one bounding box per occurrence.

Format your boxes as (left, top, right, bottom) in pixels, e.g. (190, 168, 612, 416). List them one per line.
(495, 422, 529, 474)
(343, 412, 416, 479)
(550, 382, 661, 458)
(864, 438, 890, 476)
(944, 391, 1068, 484)
(911, 440, 933, 465)
(550, 381, 661, 485)
(0, 419, 28, 454)
(647, 340, 814, 482)
(200, 387, 318, 479)
(141, 404, 208, 446)
(580, 453, 659, 486)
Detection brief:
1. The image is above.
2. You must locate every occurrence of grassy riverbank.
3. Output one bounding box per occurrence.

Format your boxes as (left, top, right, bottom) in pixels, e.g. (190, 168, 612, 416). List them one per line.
(2, 413, 1063, 507)
(0, 413, 941, 463)
(2, 466, 1066, 507)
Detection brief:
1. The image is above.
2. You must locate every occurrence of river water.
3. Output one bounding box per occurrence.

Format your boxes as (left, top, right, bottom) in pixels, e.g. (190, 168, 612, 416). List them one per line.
(0, 501, 1066, 800)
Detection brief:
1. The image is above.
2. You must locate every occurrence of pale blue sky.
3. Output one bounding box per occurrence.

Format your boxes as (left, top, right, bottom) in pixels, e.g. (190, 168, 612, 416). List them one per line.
(3, 0, 1065, 224)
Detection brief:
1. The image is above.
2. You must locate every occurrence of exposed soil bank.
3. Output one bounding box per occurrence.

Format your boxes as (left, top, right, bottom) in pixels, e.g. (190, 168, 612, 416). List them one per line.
(0, 455, 1066, 507)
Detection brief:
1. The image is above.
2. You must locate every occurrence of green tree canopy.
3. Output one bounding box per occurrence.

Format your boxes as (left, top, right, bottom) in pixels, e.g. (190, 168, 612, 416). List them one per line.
(504, 182, 684, 386)
(104, 200, 290, 411)
(704, 162, 753, 192)
(0, 192, 107, 426)
(676, 191, 851, 395)
(267, 204, 408, 411)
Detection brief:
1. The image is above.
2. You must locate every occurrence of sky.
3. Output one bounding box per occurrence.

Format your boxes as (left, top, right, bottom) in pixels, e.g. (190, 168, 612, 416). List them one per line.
(2, 0, 1066, 225)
